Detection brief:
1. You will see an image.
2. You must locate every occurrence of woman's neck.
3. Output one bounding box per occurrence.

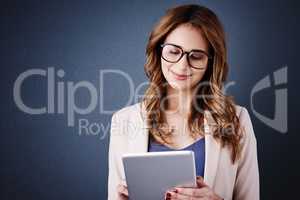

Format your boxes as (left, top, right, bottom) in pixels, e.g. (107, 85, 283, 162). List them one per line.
(165, 86, 194, 117)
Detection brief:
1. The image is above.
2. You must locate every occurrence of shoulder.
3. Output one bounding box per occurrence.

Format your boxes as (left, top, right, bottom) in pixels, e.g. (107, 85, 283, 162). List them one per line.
(234, 105, 253, 129)
(109, 102, 146, 144)
(234, 104, 245, 117)
(111, 102, 144, 122)
(234, 105, 253, 128)
(234, 105, 257, 149)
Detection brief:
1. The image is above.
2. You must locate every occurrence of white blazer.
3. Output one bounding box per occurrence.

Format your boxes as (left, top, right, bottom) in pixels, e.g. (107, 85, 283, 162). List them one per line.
(107, 102, 259, 200)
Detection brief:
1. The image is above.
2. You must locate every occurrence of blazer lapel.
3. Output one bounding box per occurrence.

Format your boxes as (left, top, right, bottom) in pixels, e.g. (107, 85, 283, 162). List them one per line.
(203, 110, 221, 188)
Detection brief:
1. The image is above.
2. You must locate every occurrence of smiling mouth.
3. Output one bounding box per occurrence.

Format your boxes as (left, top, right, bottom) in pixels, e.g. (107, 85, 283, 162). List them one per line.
(170, 70, 192, 80)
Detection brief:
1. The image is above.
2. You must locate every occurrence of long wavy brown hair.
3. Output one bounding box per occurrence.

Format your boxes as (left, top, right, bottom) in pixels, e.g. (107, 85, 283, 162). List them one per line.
(141, 4, 243, 164)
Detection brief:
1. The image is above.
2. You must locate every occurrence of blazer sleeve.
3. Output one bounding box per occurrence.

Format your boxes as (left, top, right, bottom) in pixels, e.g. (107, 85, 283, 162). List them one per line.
(233, 107, 260, 200)
(107, 113, 126, 200)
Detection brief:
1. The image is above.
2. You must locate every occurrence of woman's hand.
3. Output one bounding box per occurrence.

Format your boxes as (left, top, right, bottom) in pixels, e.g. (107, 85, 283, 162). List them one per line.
(117, 183, 129, 200)
(165, 176, 223, 200)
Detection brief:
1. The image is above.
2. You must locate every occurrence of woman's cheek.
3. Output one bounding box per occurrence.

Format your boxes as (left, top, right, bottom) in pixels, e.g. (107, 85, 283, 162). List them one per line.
(161, 62, 173, 80)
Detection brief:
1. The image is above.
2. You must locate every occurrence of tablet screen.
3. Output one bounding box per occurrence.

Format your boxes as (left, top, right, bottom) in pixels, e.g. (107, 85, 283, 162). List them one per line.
(122, 151, 196, 200)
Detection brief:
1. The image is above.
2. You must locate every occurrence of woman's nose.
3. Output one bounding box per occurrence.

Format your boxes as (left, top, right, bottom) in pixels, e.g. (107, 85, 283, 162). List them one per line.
(176, 54, 190, 70)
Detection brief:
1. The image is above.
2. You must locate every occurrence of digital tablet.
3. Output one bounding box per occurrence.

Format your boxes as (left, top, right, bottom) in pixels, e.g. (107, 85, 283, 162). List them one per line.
(122, 150, 196, 200)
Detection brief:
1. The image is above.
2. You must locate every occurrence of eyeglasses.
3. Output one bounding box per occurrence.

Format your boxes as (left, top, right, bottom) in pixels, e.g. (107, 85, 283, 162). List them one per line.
(160, 43, 212, 69)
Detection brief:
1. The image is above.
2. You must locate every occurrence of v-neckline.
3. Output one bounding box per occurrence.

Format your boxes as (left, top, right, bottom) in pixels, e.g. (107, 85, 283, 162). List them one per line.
(150, 136, 205, 150)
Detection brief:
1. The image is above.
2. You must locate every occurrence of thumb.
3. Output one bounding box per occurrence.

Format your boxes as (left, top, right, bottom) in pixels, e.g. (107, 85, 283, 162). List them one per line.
(196, 176, 207, 188)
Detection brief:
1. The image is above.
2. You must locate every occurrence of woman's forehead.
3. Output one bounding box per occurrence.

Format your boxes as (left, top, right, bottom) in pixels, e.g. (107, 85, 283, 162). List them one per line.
(164, 24, 208, 51)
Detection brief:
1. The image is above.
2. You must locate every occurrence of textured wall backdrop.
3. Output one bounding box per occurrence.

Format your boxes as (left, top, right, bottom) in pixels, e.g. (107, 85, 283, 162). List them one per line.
(1, 0, 299, 199)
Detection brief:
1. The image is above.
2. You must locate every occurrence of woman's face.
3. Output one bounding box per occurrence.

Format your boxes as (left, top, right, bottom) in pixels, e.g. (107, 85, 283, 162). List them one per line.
(161, 24, 209, 92)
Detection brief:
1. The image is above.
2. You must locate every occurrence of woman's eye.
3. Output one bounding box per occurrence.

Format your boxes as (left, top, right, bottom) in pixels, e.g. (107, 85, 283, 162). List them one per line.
(169, 50, 180, 54)
(190, 53, 205, 60)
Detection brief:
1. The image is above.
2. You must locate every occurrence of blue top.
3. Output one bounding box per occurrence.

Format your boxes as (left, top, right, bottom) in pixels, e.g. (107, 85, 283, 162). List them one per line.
(148, 137, 205, 177)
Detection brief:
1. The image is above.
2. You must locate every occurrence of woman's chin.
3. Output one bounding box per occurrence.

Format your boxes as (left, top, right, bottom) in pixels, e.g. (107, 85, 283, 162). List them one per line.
(168, 82, 192, 92)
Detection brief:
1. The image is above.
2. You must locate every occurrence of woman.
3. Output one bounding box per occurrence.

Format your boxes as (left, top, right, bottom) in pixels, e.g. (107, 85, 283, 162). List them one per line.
(108, 4, 259, 200)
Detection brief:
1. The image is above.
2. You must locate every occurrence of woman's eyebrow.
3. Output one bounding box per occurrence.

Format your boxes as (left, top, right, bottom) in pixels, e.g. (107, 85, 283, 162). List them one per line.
(166, 42, 206, 52)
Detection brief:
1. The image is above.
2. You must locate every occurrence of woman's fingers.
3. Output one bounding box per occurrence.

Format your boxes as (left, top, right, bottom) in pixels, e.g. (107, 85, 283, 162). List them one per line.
(165, 177, 223, 200)
(117, 184, 129, 200)
(167, 190, 201, 200)
(173, 187, 206, 197)
(117, 184, 129, 196)
(196, 176, 207, 188)
(117, 194, 128, 200)
(165, 177, 209, 199)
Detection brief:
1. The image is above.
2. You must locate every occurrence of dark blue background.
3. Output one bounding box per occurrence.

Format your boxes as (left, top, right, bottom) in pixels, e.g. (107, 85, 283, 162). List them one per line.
(1, 0, 299, 199)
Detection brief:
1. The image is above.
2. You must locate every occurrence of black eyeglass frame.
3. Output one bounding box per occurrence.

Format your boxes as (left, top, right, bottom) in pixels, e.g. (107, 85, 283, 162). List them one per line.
(160, 43, 213, 69)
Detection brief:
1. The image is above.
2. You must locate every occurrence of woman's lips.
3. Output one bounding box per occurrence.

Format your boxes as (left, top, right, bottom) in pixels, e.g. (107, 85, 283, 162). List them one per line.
(170, 70, 192, 80)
